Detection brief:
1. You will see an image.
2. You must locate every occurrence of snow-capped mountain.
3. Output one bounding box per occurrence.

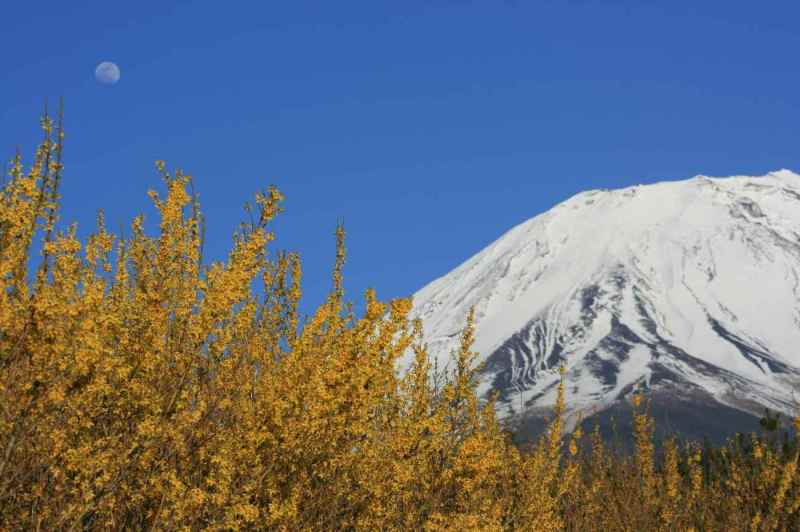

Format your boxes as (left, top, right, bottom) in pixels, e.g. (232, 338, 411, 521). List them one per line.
(407, 169, 800, 441)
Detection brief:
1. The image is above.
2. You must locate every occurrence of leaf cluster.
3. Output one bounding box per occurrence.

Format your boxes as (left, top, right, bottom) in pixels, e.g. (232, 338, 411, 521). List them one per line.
(2, 114, 800, 530)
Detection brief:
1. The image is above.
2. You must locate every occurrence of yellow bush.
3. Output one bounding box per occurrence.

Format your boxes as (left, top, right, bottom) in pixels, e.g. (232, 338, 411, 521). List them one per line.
(2, 112, 800, 530)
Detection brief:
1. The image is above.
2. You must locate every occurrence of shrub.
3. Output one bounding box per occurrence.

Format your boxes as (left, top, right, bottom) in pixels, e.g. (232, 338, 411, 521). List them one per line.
(2, 111, 800, 530)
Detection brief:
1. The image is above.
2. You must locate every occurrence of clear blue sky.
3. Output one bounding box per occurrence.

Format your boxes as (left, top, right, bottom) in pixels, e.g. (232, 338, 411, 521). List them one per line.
(3, 1, 799, 316)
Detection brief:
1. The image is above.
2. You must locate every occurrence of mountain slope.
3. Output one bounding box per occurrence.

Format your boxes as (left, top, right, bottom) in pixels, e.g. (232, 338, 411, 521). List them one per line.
(406, 170, 800, 441)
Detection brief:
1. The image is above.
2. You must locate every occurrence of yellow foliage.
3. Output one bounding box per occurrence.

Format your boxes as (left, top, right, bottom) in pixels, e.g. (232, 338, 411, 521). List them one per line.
(2, 112, 800, 530)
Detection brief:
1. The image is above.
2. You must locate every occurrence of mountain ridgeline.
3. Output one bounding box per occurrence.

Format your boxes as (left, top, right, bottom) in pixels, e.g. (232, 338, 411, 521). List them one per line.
(406, 170, 800, 443)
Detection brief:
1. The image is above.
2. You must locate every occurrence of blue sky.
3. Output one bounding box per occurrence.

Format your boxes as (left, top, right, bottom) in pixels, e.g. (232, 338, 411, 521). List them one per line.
(3, 1, 799, 316)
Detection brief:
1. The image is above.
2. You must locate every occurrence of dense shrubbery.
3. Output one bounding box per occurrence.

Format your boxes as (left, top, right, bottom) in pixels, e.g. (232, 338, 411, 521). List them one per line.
(2, 114, 800, 530)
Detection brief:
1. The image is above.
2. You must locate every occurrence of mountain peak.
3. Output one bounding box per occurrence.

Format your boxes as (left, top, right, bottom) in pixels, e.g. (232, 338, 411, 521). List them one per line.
(408, 171, 800, 441)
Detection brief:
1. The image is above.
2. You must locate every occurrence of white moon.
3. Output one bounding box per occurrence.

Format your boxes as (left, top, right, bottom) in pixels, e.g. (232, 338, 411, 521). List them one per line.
(95, 61, 121, 85)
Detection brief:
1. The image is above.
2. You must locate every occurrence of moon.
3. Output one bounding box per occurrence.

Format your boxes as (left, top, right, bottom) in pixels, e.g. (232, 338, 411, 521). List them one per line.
(95, 61, 121, 85)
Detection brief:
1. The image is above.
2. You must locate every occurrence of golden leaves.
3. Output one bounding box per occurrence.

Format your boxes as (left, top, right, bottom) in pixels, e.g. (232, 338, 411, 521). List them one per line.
(3, 113, 800, 531)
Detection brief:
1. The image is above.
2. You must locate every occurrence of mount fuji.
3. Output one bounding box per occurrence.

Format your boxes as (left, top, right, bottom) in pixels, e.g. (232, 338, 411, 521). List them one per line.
(406, 170, 800, 443)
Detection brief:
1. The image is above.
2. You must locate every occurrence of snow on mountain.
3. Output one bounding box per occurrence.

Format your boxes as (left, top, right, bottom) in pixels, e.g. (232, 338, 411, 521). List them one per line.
(405, 170, 800, 439)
